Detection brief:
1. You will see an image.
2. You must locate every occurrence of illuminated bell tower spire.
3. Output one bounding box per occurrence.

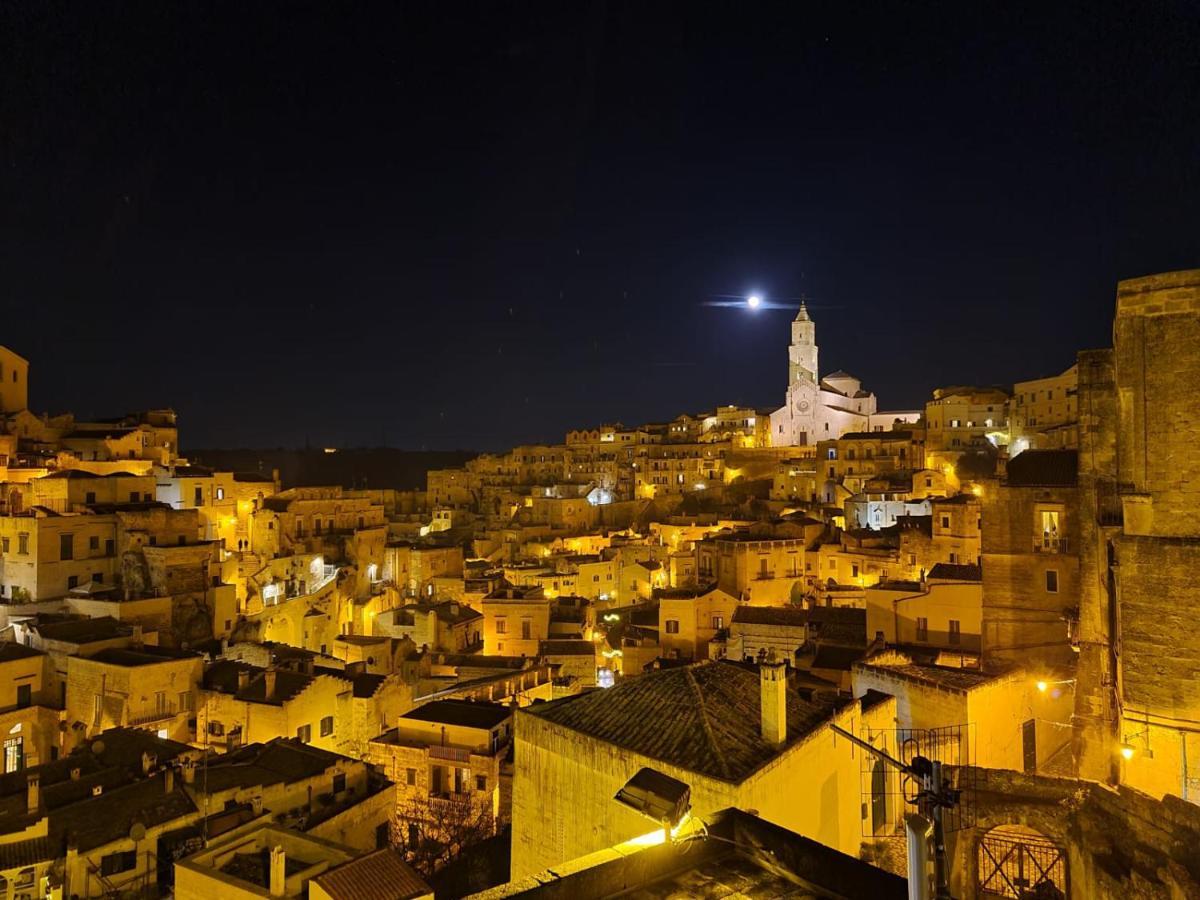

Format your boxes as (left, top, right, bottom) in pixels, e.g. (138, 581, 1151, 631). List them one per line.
(788, 301, 818, 384)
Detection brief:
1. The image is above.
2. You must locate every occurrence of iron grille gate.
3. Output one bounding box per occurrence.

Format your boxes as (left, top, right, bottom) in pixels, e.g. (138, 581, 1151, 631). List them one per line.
(978, 832, 1067, 899)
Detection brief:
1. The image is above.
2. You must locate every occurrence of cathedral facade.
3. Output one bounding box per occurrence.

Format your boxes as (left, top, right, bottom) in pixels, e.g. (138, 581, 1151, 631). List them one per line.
(769, 304, 917, 446)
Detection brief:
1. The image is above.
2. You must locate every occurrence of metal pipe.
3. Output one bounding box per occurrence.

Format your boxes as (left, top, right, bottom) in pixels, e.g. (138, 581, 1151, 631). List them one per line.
(905, 813, 934, 900)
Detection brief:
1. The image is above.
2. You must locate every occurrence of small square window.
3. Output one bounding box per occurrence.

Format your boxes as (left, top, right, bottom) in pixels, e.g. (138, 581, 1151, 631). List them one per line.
(475, 775, 487, 791)
(320, 716, 334, 737)
(1045, 570, 1059, 593)
(405, 768, 417, 786)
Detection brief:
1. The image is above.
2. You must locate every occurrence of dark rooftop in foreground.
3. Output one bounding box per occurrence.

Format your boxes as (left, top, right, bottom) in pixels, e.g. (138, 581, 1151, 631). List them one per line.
(472, 807, 907, 899)
(522, 660, 841, 783)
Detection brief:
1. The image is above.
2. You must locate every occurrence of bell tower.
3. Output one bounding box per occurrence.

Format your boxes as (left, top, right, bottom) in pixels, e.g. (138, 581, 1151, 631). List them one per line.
(787, 302, 818, 384)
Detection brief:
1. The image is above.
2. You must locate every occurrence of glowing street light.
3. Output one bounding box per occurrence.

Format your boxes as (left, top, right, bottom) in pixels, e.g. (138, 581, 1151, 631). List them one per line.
(1119, 743, 1136, 761)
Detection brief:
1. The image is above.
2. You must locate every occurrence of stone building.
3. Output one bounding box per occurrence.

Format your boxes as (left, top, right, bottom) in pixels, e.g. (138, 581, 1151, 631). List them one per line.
(1071, 269, 1200, 801)
(510, 659, 895, 879)
(980, 449, 1080, 673)
(1009, 363, 1079, 454)
(365, 699, 510, 853)
(656, 585, 741, 660)
(924, 385, 1010, 453)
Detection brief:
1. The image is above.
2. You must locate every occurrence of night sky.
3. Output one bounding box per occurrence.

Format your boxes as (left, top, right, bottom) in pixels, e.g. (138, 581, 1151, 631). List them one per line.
(5, 2, 1199, 451)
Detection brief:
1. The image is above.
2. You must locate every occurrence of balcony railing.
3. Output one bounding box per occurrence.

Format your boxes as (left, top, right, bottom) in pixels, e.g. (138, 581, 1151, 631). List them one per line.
(128, 705, 178, 726)
(1034, 536, 1068, 553)
(429, 745, 472, 763)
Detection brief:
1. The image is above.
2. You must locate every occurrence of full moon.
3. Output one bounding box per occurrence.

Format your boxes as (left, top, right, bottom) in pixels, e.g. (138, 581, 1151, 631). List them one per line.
(747, 295, 761, 309)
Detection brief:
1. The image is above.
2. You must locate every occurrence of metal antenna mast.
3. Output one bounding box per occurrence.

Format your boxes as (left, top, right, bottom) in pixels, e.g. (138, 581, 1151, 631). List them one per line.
(830, 723, 961, 900)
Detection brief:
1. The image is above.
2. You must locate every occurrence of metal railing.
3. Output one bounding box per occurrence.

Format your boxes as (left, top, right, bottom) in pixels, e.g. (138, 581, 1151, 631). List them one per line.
(1034, 536, 1068, 553)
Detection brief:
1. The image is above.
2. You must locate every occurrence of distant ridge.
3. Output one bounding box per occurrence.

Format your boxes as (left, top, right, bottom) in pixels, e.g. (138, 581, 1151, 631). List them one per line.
(188, 447, 477, 491)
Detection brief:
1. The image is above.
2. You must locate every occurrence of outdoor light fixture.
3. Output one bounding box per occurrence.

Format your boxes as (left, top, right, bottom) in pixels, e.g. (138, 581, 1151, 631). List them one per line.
(1119, 743, 1135, 761)
(1035, 677, 1075, 694)
(615, 767, 692, 845)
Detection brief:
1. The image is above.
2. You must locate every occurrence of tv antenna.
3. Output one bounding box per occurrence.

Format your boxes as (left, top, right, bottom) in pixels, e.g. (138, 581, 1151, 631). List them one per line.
(831, 723, 967, 900)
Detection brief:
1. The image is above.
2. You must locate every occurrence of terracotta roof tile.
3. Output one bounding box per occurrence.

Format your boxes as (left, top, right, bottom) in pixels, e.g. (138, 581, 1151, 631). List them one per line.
(524, 661, 838, 782)
(314, 848, 431, 899)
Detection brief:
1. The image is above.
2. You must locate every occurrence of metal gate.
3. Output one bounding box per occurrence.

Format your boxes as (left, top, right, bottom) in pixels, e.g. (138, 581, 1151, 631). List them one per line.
(978, 831, 1067, 898)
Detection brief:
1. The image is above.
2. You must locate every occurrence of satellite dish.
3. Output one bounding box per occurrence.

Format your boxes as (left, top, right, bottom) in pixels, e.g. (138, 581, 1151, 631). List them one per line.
(129, 822, 146, 842)
(90, 740, 106, 756)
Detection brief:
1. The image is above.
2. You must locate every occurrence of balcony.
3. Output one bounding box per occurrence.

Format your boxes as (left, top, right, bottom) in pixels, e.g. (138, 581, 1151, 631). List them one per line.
(429, 745, 472, 763)
(1034, 536, 1068, 553)
(128, 704, 179, 726)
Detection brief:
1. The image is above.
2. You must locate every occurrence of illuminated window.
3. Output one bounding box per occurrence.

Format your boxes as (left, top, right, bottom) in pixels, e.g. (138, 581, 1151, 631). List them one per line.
(216, 487, 224, 500)
(320, 716, 334, 737)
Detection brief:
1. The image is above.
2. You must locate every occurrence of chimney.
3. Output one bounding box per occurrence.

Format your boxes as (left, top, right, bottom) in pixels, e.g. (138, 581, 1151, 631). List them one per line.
(164, 767, 175, 794)
(26, 774, 39, 814)
(69, 767, 81, 781)
(237, 669, 251, 691)
(760, 651, 788, 747)
(269, 844, 286, 897)
(264, 668, 277, 699)
(182, 759, 195, 785)
(141, 751, 156, 775)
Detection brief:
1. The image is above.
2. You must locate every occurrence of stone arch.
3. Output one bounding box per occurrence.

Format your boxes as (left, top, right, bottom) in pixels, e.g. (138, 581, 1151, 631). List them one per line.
(956, 816, 1070, 900)
(263, 612, 296, 647)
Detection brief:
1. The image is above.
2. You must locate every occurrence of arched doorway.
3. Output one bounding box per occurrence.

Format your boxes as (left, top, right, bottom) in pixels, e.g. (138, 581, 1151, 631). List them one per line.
(870, 757, 888, 835)
(978, 824, 1067, 898)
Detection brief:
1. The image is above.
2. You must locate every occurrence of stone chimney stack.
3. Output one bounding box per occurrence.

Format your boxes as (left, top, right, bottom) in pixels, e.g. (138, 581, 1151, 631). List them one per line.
(237, 668, 251, 691)
(26, 774, 40, 815)
(264, 668, 277, 700)
(269, 844, 286, 897)
(760, 650, 788, 747)
(164, 766, 174, 794)
(182, 759, 195, 785)
(141, 751, 156, 775)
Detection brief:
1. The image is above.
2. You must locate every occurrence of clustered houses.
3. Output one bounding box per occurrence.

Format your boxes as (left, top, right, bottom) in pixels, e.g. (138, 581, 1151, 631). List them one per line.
(0, 270, 1198, 898)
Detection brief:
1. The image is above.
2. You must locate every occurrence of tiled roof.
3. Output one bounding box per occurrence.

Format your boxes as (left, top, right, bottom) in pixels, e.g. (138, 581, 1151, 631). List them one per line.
(810, 644, 868, 671)
(30, 616, 131, 643)
(0, 836, 54, 869)
(523, 661, 838, 782)
(51, 772, 196, 852)
(731, 606, 809, 628)
(1005, 449, 1078, 487)
(0, 642, 45, 662)
(928, 562, 982, 582)
(201, 738, 349, 791)
(806, 607, 867, 646)
(855, 661, 996, 692)
(314, 848, 431, 900)
(539, 639, 595, 656)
